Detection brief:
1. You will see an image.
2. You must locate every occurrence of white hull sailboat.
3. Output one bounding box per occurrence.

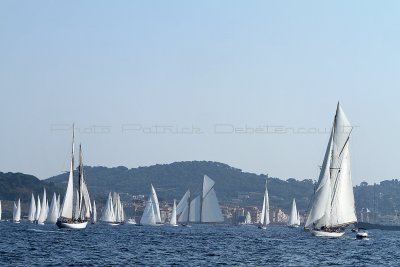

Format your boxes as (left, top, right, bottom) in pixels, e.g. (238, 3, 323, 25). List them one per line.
(258, 178, 269, 229)
(28, 193, 36, 223)
(57, 126, 92, 229)
(100, 192, 125, 225)
(13, 199, 21, 223)
(305, 103, 357, 237)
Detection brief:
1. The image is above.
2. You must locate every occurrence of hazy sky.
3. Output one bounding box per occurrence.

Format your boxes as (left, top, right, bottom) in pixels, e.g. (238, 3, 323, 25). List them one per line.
(1, 1, 399, 184)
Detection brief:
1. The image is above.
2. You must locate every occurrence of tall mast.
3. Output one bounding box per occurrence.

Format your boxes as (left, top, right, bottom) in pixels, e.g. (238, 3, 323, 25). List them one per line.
(78, 144, 83, 218)
(187, 190, 191, 223)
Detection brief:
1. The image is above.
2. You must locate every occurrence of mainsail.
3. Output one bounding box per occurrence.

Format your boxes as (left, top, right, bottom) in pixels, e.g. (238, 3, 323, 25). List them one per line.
(305, 103, 357, 229)
(140, 196, 157, 225)
(28, 193, 36, 222)
(170, 200, 177, 225)
(260, 179, 270, 226)
(92, 200, 97, 224)
(177, 190, 190, 223)
(35, 195, 41, 221)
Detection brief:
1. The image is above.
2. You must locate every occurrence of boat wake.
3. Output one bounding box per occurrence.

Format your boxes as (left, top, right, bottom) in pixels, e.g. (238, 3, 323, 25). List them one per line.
(27, 228, 66, 234)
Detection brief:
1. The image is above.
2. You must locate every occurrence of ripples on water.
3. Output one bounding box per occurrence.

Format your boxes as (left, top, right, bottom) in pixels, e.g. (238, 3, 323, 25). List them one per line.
(0, 222, 398, 266)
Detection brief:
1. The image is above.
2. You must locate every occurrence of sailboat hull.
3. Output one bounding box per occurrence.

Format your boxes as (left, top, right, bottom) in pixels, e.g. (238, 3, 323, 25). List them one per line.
(57, 220, 88, 229)
(288, 225, 300, 228)
(311, 229, 344, 237)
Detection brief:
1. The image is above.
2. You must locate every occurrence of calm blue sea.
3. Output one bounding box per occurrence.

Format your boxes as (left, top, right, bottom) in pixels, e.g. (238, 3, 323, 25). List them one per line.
(0, 222, 398, 266)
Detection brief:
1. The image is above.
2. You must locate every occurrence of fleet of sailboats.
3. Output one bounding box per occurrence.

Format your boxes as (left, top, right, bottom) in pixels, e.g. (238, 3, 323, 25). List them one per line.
(305, 103, 357, 237)
(0, 107, 363, 239)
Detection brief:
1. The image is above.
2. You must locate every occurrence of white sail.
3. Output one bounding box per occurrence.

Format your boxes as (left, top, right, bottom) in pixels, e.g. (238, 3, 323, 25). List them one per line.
(170, 200, 177, 225)
(28, 193, 36, 222)
(288, 198, 299, 226)
(150, 185, 161, 223)
(74, 189, 80, 220)
(92, 200, 97, 223)
(13, 199, 21, 222)
(245, 211, 252, 224)
(260, 180, 270, 226)
(60, 144, 75, 219)
(114, 193, 124, 223)
(38, 188, 48, 224)
(201, 175, 224, 223)
(35, 195, 41, 221)
(100, 192, 116, 223)
(297, 211, 301, 225)
(189, 195, 201, 222)
(140, 197, 157, 225)
(305, 103, 357, 230)
(57, 194, 61, 217)
(47, 193, 59, 224)
(79, 145, 91, 220)
(177, 190, 190, 223)
(0, 200, 2, 221)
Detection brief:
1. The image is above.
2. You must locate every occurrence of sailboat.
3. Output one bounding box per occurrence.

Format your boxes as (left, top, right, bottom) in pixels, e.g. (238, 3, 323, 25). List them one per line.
(177, 175, 224, 224)
(35, 195, 41, 222)
(258, 179, 270, 229)
(140, 185, 162, 226)
(13, 199, 21, 223)
(57, 126, 92, 229)
(47, 193, 60, 224)
(0, 200, 2, 221)
(114, 193, 125, 224)
(288, 198, 300, 228)
(177, 190, 191, 226)
(91, 200, 97, 224)
(37, 188, 48, 225)
(28, 193, 36, 223)
(169, 200, 178, 226)
(305, 103, 357, 237)
(100, 192, 118, 225)
(244, 211, 252, 225)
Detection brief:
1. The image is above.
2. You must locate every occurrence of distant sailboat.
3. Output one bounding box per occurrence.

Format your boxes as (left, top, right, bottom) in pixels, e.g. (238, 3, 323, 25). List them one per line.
(245, 211, 252, 225)
(305, 103, 357, 237)
(177, 190, 191, 226)
(100, 192, 119, 225)
(28, 193, 36, 223)
(35, 195, 41, 222)
(259, 179, 269, 229)
(288, 198, 300, 228)
(92, 200, 97, 224)
(178, 175, 224, 224)
(37, 188, 48, 225)
(140, 185, 162, 226)
(113, 193, 125, 224)
(47, 193, 59, 224)
(169, 200, 178, 226)
(0, 200, 2, 221)
(13, 199, 21, 223)
(57, 126, 92, 229)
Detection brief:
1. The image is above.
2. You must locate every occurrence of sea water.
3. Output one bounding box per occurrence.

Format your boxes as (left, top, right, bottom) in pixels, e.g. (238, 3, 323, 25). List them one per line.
(0, 222, 397, 266)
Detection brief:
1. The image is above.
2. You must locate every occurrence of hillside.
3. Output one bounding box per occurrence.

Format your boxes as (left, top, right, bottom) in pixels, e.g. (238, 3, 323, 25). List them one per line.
(46, 161, 315, 212)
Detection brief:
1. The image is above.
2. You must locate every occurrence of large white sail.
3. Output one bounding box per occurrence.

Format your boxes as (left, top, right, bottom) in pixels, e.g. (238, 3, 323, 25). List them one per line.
(189, 195, 201, 222)
(150, 185, 161, 223)
(38, 188, 48, 224)
(288, 198, 299, 226)
(140, 197, 157, 225)
(170, 200, 177, 225)
(305, 103, 357, 230)
(177, 190, 190, 223)
(101, 192, 116, 223)
(245, 211, 252, 224)
(201, 179, 224, 223)
(60, 140, 75, 219)
(47, 193, 59, 224)
(13, 199, 21, 223)
(260, 180, 270, 226)
(28, 193, 36, 222)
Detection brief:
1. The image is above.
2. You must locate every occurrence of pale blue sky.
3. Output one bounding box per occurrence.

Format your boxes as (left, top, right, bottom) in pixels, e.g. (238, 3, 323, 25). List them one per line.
(1, 1, 399, 184)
